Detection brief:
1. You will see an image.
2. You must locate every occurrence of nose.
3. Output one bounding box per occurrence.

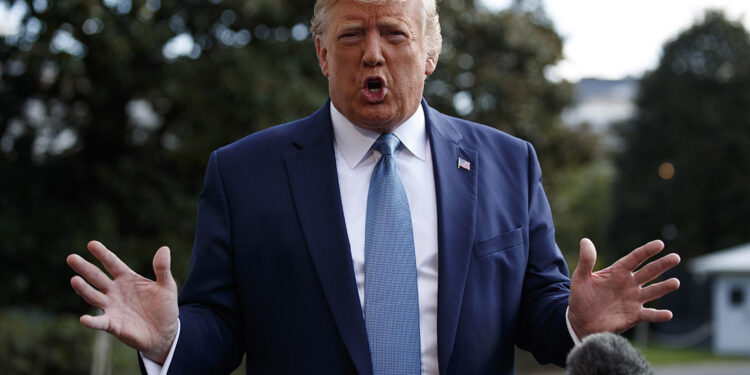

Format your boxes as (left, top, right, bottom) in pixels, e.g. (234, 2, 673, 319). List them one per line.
(362, 31, 384, 67)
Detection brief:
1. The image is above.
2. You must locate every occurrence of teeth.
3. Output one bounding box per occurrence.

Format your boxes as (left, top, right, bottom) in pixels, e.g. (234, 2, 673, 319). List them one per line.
(368, 87, 381, 93)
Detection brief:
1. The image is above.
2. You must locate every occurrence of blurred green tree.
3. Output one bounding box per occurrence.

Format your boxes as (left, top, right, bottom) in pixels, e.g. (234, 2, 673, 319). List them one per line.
(610, 11, 750, 259)
(0, 308, 94, 374)
(1, 0, 328, 313)
(0, 0, 599, 315)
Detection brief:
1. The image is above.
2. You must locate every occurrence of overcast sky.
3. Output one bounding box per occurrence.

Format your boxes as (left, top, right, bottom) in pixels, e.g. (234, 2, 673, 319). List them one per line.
(483, 0, 750, 81)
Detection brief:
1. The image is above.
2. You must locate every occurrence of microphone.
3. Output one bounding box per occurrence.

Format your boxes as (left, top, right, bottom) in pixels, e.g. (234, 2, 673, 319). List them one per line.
(566, 332, 654, 375)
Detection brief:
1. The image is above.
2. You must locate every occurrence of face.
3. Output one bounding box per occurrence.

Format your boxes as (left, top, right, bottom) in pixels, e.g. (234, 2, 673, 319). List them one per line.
(315, 0, 437, 133)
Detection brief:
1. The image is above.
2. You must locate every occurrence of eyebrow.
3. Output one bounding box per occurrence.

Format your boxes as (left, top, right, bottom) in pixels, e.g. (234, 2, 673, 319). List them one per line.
(334, 17, 413, 35)
(378, 17, 408, 30)
(335, 22, 366, 33)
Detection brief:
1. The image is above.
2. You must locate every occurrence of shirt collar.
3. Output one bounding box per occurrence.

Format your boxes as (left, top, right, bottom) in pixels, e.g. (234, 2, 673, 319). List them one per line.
(330, 102, 427, 169)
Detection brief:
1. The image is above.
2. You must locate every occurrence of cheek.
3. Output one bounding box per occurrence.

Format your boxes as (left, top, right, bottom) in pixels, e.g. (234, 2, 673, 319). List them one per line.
(399, 60, 426, 88)
(330, 55, 358, 78)
(392, 50, 426, 78)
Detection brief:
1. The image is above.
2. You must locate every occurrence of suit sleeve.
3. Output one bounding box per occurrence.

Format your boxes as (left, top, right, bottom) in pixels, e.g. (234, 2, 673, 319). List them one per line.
(166, 151, 245, 374)
(514, 142, 574, 367)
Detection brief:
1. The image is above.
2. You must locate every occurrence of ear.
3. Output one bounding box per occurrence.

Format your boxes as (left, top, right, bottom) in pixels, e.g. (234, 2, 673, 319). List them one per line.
(315, 36, 329, 77)
(424, 52, 438, 76)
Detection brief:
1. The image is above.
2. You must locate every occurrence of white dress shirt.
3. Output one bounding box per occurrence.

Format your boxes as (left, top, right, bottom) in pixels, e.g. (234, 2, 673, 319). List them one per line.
(331, 103, 440, 375)
(142, 102, 579, 374)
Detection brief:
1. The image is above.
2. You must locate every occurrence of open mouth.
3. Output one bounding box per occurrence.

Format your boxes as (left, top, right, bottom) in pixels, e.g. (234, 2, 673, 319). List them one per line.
(367, 78, 383, 94)
(362, 77, 386, 103)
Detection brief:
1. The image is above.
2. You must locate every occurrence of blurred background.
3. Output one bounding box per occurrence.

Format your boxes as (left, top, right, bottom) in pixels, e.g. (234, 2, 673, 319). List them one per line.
(1, 0, 749, 373)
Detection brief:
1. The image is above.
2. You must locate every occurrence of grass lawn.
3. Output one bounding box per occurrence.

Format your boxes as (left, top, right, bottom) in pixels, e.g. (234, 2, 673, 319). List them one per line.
(637, 345, 750, 365)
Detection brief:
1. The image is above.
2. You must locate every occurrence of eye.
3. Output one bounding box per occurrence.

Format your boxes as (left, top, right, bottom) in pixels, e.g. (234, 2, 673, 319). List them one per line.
(384, 30, 408, 42)
(338, 32, 361, 44)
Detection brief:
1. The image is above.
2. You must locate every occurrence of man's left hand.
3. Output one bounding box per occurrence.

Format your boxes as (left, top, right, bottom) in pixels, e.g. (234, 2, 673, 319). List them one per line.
(568, 238, 681, 339)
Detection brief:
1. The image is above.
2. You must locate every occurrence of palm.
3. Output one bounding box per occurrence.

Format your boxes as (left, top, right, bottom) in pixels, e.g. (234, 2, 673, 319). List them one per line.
(68, 241, 179, 363)
(104, 269, 178, 349)
(568, 239, 681, 338)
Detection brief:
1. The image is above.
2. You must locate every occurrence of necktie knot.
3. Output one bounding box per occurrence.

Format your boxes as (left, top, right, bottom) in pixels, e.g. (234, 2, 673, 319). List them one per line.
(373, 133, 400, 156)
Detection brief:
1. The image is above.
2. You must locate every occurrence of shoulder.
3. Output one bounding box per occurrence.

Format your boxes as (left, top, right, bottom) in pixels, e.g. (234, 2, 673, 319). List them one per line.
(212, 105, 329, 165)
(218, 117, 304, 157)
(426, 106, 533, 160)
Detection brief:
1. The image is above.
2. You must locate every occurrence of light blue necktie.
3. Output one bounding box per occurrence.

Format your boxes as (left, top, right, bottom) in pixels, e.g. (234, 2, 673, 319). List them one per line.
(365, 133, 421, 375)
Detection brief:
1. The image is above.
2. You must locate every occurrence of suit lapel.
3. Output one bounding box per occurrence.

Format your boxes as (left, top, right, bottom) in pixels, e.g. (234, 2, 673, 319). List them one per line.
(283, 103, 372, 375)
(424, 102, 478, 375)
(283, 100, 478, 374)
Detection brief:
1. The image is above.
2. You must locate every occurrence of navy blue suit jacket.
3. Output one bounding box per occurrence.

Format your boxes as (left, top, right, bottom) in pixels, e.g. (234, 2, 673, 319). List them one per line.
(165, 100, 574, 374)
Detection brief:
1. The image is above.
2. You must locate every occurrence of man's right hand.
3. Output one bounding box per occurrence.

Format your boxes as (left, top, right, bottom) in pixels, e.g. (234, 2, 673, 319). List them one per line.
(67, 241, 179, 364)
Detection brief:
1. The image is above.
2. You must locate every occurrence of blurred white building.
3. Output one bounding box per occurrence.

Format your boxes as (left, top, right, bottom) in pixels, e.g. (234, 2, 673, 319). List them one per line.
(690, 242, 750, 355)
(562, 78, 638, 132)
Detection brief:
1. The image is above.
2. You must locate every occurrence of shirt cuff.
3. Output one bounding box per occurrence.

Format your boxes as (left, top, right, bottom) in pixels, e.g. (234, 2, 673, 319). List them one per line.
(565, 306, 582, 346)
(140, 319, 181, 375)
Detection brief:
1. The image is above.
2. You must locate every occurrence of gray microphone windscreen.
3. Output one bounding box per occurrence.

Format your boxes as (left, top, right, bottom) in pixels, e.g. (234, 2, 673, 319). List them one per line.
(566, 332, 654, 375)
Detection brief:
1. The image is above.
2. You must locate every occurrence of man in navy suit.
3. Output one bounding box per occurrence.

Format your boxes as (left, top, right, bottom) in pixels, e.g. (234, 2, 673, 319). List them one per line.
(67, 0, 681, 373)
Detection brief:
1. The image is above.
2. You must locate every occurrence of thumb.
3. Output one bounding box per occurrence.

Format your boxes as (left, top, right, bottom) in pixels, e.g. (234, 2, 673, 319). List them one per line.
(573, 238, 597, 280)
(153, 246, 175, 287)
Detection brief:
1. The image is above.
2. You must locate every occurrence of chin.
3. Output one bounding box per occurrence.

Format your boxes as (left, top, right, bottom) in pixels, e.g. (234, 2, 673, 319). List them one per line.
(367, 123, 399, 134)
(356, 115, 400, 133)
(356, 106, 401, 131)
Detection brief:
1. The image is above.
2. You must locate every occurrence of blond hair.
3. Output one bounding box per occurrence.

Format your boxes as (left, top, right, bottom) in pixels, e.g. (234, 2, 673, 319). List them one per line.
(310, 0, 442, 59)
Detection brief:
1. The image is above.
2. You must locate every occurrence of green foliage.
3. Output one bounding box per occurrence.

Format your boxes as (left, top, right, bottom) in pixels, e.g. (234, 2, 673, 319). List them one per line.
(553, 159, 614, 267)
(635, 344, 748, 365)
(0, 309, 93, 374)
(0, 308, 144, 374)
(1, 0, 599, 313)
(610, 11, 750, 259)
(0, 0, 327, 312)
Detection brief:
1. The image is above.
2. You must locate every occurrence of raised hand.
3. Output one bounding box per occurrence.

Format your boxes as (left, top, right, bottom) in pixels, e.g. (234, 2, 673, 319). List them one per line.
(67, 241, 179, 364)
(568, 238, 681, 339)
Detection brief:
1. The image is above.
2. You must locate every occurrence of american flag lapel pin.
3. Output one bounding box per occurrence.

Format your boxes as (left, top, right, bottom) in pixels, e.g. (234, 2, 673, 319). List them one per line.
(458, 157, 471, 171)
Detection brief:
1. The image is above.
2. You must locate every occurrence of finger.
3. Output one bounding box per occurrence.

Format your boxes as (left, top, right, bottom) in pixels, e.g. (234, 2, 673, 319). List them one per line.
(572, 238, 597, 280)
(87, 240, 132, 278)
(639, 307, 673, 323)
(71, 276, 108, 308)
(640, 277, 680, 303)
(633, 253, 681, 285)
(67, 253, 113, 292)
(80, 314, 112, 332)
(153, 246, 175, 287)
(614, 240, 665, 272)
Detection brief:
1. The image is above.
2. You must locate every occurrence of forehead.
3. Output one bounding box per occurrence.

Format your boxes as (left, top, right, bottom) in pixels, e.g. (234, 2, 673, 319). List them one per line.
(326, 0, 423, 29)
